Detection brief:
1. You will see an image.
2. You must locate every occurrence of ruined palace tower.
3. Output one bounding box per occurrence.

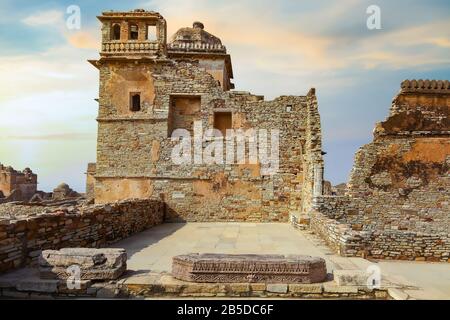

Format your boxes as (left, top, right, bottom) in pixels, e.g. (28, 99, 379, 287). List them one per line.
(0, 164, 37, 202)
(87, 9, 324, 222)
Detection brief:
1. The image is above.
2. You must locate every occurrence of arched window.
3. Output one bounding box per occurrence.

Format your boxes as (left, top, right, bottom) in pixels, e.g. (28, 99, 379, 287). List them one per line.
(130, 93, 141, 112)
(111, 24, 121, 40)
(129, 24, 139, 40)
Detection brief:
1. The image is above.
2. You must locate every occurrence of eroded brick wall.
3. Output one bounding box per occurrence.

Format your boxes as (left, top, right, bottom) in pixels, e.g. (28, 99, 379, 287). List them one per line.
(311, 80, 450, 262)
(347, 138, 449, 234)
(310, 209, 449, 261)
(0, 199, 164, 273)
(346, 80, 449, 235)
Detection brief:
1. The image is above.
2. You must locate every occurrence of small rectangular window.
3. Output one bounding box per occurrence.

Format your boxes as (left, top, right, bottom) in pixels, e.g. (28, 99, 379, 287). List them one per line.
(146, 25, 157, 41)
(130, 93, 141, 112)
(214, 112, 232, 136)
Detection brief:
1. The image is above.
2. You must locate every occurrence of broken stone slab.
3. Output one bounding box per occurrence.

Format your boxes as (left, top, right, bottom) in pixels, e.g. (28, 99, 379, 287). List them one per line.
(39, 248, 127, 280)
(172, 253, 327, 284)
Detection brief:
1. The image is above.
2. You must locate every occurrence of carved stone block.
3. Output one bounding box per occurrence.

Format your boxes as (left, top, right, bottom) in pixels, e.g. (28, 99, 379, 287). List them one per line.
(172, 253, 327, 283)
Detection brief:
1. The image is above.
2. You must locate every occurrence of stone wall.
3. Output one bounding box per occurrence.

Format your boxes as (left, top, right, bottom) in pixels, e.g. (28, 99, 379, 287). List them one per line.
(310, 210, 449, 261)
(365, 230, 449, 261)
(310, 80, 450, 262)
(311, 195, 355, 219)
(0, 199, 164, 273)
(345, 138, 449, 234)
(290, 89, 324, 227)
(309, 210, 366, 257)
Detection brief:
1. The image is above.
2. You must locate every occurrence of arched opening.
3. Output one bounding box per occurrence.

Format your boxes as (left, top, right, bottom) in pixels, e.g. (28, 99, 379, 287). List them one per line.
(111, 24, 121, 40)
(130, 93, 141, 112)
(129, 24, 139, 40)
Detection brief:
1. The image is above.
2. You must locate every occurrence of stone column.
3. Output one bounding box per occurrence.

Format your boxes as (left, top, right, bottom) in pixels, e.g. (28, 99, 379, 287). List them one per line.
(313, 163, 323, 197)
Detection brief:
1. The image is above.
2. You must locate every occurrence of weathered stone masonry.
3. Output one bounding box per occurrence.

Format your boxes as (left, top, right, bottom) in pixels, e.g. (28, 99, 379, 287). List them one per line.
(0, 199, 164, 273)
(310, 80, 450, 262)
(1, 9, 447, 282)
(87, 10, 324, 222)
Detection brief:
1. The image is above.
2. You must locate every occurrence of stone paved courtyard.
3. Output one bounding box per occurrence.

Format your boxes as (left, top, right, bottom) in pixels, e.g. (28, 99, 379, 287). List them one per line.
(115, 223, 335, 273)
(114, 222, 450, 300)
(1, 222, 449, 299)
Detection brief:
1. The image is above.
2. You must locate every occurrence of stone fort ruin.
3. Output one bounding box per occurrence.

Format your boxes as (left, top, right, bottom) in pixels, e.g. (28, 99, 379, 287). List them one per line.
(0, 164, 37, 203)
(83, 9, 449, 262)
(0, 8, 449, 301)
(0, 164, 80, 204)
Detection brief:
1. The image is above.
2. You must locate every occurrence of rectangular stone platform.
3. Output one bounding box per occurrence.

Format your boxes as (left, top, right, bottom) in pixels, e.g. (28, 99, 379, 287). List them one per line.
(39, 248, 127, 280)
(172, 253, 327, 283)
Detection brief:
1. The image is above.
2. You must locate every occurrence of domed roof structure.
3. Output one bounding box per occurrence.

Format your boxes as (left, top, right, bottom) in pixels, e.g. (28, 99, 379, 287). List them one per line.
(56, 183, 70, 190)
(169, 22, 226, 52)
(167, 21, 234, 90)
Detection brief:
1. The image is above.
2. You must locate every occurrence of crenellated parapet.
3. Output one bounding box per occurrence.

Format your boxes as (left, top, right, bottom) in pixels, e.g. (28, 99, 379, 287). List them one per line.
(372, 79, 450, 137)
(400, 79, 450, 94)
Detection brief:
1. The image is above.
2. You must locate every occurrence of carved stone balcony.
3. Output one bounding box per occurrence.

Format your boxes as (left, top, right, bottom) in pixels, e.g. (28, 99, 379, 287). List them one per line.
(101, 41, 162, 57)
(167, 42, 226, 54)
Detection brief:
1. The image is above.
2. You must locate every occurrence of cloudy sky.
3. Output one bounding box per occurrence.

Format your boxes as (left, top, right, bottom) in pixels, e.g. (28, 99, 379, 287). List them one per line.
(0, 0, 449, 192)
